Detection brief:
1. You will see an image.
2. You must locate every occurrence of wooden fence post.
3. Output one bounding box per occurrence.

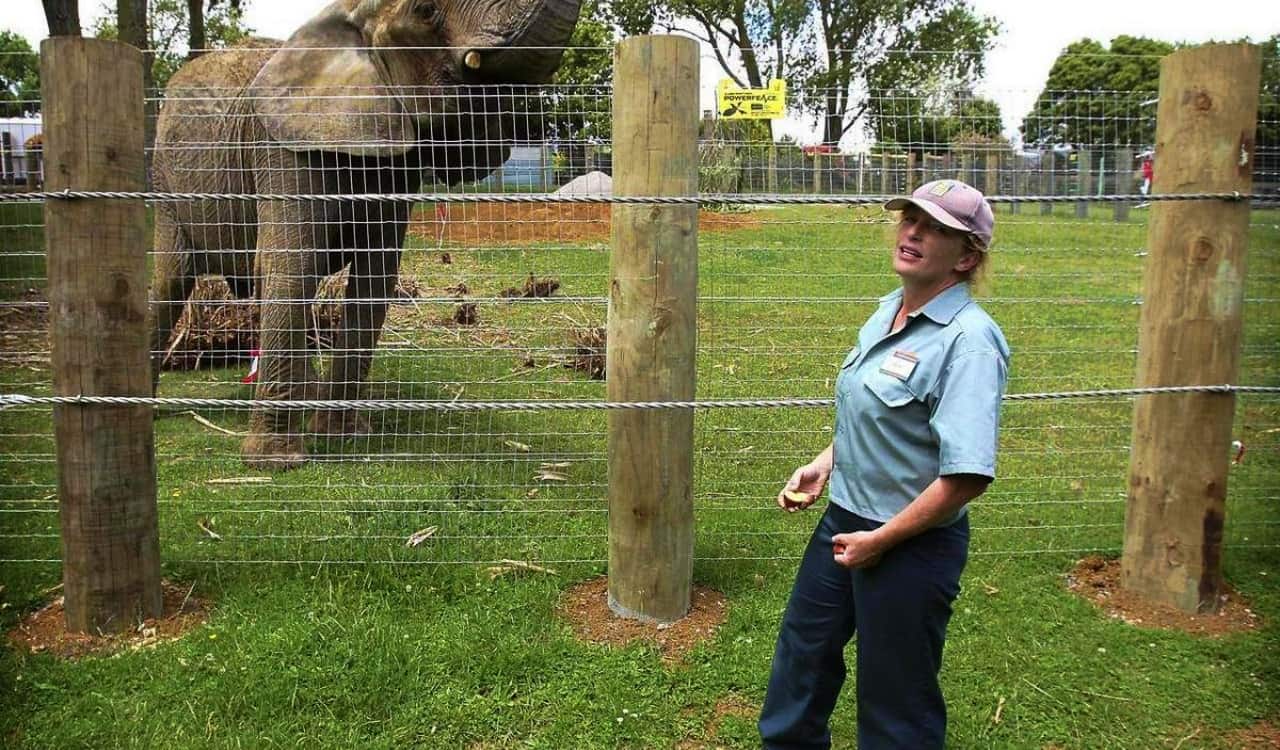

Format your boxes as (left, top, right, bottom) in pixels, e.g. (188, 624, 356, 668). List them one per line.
(41, 37, 159, 634)
(906, 152, 917, 192)
(813, 151, 822, 194)
(985, 149, 998, 199)
(607, 35, 698, 623)
(1076, 148, 1092, 218)
(1114, 147, 1133, 222)
(1122, 43, 1261, 613)
(767, 143, 778, 193)
(1041, 150, 1054, 216)
(1010, 153, 1022, 214)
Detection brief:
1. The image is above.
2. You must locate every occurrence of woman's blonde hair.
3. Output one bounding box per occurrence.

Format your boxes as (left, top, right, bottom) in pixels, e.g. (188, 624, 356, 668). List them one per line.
(959, 233, 992, 293)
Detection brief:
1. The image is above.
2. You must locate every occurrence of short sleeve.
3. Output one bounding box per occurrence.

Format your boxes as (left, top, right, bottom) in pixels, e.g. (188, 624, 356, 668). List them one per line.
(929, 349, 1008, 478)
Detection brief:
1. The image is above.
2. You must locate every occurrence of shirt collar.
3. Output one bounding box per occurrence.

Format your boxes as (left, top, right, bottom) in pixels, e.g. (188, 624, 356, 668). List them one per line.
(881, 283, 973, 325)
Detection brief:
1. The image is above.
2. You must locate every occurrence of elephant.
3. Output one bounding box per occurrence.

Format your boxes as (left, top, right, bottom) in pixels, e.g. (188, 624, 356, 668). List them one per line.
(149, 0, 582, 469)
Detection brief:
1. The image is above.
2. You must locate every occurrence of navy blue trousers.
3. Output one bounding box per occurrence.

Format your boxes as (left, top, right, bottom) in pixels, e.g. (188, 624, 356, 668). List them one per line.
(759, 503, 969, 750)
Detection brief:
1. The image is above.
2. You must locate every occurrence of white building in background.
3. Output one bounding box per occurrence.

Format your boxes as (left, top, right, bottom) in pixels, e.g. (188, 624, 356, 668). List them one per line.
(0, 117, 43, 184)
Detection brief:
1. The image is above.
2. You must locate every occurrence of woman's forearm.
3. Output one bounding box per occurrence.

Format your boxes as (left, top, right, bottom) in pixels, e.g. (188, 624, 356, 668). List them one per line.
(873, 474, 989, 549)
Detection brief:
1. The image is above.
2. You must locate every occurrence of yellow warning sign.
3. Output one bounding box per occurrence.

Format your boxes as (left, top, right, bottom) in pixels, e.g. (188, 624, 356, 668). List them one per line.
(716, 79, 786, 119)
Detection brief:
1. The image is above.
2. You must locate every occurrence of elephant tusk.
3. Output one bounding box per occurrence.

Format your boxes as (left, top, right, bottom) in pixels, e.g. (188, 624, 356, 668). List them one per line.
(464, 50, 482, 70)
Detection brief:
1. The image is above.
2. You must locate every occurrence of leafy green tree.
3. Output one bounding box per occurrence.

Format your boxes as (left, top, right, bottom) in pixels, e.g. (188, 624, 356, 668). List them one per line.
(42, 0, 83, 37)
(543, 0, 618, 153)
(873, 91, 1002, 156)
(0, 31, 41, 116)
(612, 0, 815, 141)
(92, 0, 251, 92)
(648, 0, 816, 91)
(1020, 35, 1173, 148)
(1257, 34, 1278, 181)
(807, 1, 999, 146)
(629, 0, 997, 146)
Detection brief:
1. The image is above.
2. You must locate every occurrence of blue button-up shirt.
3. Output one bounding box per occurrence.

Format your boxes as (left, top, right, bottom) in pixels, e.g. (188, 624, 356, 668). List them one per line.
(829, 283, 1010, 525)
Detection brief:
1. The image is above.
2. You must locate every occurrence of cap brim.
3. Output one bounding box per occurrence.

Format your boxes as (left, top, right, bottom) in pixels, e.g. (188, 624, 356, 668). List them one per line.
(884, 197, 971, 234)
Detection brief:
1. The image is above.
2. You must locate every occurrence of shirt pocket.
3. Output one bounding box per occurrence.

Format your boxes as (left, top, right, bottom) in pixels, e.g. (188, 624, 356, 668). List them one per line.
(864, 371, 915, 407)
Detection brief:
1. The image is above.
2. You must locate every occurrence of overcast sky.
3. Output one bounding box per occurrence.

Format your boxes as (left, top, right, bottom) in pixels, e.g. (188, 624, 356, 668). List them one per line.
(5, 0, 1276, 145)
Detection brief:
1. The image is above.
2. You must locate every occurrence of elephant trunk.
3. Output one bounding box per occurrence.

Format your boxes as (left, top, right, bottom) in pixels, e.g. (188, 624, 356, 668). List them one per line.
(461, 0, 583, 84)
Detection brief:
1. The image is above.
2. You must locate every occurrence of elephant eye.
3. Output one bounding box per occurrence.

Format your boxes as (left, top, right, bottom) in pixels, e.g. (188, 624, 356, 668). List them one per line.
(414, 0, 443, 24)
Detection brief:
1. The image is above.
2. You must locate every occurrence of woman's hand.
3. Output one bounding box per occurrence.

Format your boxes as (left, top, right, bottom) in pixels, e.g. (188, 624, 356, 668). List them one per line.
(832, 531, 885, 569)
(777, 461, 830, 513)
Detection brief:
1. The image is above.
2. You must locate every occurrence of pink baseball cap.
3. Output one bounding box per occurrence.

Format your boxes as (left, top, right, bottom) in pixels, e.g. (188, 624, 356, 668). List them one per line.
(885, 179, 995, 250)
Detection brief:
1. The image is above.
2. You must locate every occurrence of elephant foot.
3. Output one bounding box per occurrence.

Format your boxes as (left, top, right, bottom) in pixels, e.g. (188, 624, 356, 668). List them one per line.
(242, 432, 308, 471)
(310, 408, 372, 437)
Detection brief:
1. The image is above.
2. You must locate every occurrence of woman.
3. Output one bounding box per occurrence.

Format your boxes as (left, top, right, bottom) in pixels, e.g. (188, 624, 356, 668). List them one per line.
(759, 179, 1010, 750)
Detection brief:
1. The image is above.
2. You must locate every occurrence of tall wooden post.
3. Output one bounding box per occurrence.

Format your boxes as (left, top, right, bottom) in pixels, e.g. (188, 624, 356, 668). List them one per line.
(1010, 154, 1022, 215)
(906, 152, 917, 192)
(762, 141, 773, 190)
(1076, 148, 1092, 218)
(42, 37, 160, 633)
(1041, 150, 1054, 216)
(607, 36, 698, 624)
(1122, 43, 1261, 614)
(812, 151, 822, 194)
(985, 150, 998, 202)
(1114, 147, 1133, 222)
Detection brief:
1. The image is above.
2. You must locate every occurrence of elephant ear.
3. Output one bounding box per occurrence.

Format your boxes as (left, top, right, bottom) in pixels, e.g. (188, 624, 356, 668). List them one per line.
(248, 6, 414, 157)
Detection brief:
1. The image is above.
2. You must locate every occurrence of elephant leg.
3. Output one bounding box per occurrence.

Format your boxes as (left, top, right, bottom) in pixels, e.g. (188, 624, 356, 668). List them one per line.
(242, 203, 324, 470)
(149, 214, 197, 395)
(311, 244, 403, 437)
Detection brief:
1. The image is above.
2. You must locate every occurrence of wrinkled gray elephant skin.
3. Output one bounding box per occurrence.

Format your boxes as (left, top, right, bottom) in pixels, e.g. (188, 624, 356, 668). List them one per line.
(150, 0, 582, 469)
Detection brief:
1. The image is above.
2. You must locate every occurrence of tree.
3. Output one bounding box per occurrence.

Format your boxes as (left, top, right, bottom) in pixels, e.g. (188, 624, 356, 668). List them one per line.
(807, 1, 998, 146)
(631, 0, 815, 141)
(1020, 36, 1173, 149)
(189, 0, 244, 61)
(872, 90, 1003, 156)
(631, 0, 996, 146)
(42, 0, 83, 37)
(0, 32, 41, 117)
(92, 0, 251, 92)
(1257, 34, 1279, 184)
(545, 0, 619, 150)
(650, 0, 816, 91)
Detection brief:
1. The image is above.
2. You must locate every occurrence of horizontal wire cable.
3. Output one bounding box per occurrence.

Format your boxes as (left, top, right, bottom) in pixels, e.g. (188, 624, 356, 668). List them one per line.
(4, 544, 1277, 566)
(2, 385, 1276, 412)
(0, 190, 1271, 205)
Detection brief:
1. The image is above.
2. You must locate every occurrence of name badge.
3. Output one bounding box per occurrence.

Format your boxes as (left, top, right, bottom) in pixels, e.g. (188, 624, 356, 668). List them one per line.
(880, 349, 918, 380)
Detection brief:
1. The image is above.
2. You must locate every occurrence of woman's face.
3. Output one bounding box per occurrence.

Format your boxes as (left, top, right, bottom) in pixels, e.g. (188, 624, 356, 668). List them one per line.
(892, 205, 978, 286)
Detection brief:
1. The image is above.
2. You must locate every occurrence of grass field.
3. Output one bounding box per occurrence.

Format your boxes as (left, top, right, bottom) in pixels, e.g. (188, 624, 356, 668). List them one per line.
(1, 199, 1277, 748)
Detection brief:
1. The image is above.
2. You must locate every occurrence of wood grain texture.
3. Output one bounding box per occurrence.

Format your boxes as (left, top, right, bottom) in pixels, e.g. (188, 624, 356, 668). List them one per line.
(42, 37, 160, 633)
(606, 35, 699, 624)
(1122, 43, 1261, 614)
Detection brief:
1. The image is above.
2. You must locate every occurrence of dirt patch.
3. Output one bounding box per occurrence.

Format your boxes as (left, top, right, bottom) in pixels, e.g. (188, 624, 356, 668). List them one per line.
(7, 580, 210, 659)
(707, 694, 758, 736)
(0, 288, 49, 368)
(672, 694, 759, 749)
(556, 576, 727, 664)
(1220, 720, 1280, 748)
(1065, 556, 1261, 636)
(409, 203, 762, 246)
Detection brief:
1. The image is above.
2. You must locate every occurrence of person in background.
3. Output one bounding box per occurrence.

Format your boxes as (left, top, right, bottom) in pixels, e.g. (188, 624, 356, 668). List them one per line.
(758, 179, 1011, 750)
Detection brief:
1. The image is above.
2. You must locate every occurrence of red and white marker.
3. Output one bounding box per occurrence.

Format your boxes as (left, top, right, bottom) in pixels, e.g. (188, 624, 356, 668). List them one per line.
(242, 348, 260, 384)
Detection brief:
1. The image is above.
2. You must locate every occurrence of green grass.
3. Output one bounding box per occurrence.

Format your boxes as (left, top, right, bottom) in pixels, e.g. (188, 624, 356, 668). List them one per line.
(1, 203, 1277, 749)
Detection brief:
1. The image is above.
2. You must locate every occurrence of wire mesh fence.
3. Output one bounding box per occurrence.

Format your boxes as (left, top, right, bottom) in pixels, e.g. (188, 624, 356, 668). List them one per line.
(0, 42, 1276, 580)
